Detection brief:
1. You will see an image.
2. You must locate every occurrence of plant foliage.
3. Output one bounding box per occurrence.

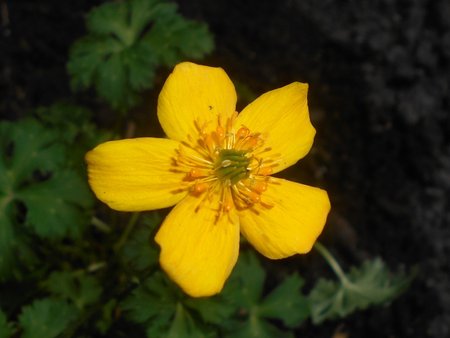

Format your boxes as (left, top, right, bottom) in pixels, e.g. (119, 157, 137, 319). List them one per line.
(0, 118, 94, 279)
(308, 258, 414, 324)
(67, 0, 214, 111)
(0, 309, 13, 338)
(18, 298, 78, 338)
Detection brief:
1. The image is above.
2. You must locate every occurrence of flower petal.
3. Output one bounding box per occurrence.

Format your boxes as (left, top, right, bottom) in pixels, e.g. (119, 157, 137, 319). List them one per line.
(155, 193, 240, 297)
(86, 138, 187, 211)
(235, 82, 315, 173)
(239, 178, 330, 259)
(157, 62, 237, 142)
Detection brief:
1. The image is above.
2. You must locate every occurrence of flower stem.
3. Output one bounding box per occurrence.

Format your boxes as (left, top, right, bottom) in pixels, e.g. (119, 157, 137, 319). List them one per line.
(114, 212, 140, 252)
(91, 216, 111, 233)
(314, 242, 350, 285)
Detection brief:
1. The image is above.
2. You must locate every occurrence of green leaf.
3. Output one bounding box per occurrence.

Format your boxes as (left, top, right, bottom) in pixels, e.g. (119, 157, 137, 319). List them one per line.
(122, 272, 216, 338)
(224, 251, 266, 308)
(19, 298, 78, 338)
(120, 213, 161, 272)
(122, 272, 177, 326)
(225, 314, 294, 338)
(34, 103, 112, 170)
(308, 258, 414, 324)
(68, 36, 122, 90)
(0, 118, 94, 279)
(165, 303, 215, 338)
(0, 309, 13, 338)
(144, 12, 214, 66)
(44, 271, 102, 310)
(184, 296, 236, 326)
(68, 0, 213, 111)
(17, 170, 93, 239)
(1, 119, 65, 185)
(35, 103, 92, 143)
(258, 273, 310, 327)
(221, 251, 302, 337)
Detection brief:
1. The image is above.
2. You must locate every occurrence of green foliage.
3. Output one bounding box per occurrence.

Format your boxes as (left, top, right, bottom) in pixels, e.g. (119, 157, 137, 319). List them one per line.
(0, 118, 94, 279)
(0, 309, 13, 338)
(95, 299, 118, 334)
(184, 297, 235, 326)
(221, 252, 309, 338)
(44, 270, 102, 310)
(122, 251, 312, 337)
(308, 258, 414, 324)
(34, 103, 112, 170)
(120, 213, 161, 273)
(166, 304, 215, 338)
(122, 272, 177, 329)
(68, 0, 214, 111)
(18, 298, 78, 338)
(258, 274, 310, 328)
(123, 269, 241, 337)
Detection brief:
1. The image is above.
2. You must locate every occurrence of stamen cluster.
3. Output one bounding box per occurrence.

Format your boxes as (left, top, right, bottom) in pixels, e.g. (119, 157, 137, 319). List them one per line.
(173, 113, 277, 215)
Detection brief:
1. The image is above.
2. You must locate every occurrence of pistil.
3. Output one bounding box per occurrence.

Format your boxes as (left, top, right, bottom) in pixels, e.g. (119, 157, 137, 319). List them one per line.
(214, 149, 250, 185)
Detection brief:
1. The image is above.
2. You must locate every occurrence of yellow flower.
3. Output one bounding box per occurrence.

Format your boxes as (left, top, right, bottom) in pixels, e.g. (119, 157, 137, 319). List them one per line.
(86, 62, 330, 297)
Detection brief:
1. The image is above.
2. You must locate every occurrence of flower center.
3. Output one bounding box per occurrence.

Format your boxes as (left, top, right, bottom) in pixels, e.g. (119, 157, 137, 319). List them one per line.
(214, 149, 250, 185)
(172, 114, 277, 217)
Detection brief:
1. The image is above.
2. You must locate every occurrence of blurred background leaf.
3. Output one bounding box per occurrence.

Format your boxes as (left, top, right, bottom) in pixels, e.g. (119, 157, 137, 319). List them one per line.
(308, 258, 415, 324)
(0, 118, 95, 280)
(0, 309, 13, 338)
(18, 298, 78, 338)
(67, 0, 214, 111)
(44, 270, 102, 310)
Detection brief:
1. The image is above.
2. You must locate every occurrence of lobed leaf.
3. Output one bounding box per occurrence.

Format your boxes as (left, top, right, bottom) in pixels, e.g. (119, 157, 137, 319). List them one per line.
(0, 118, 94, 279)
(184, 297, 236, 326)
(258, 273, 310, 328)
(221, 251, 308, 337)
(18, 298, 78, 338)
(308, 258, 414, 324)
(123, 272, 220, 337)
(18, 170, 93, 239)
(224, 251, 266, 308)
(165, 303, 215, 338)
(122, 272, 177, 326)
(45, 271, 102, 310)
(68, 0, 214, 111)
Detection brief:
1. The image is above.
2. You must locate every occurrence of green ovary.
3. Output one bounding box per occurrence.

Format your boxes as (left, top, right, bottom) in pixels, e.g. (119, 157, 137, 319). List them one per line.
(214, 149, 250, 185)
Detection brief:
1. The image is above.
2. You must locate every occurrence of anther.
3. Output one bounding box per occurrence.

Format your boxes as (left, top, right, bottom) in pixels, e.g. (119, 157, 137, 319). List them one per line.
(247, 191, 261, 204)
(214, 126, 225, 142)
(258, 167, 273, 176)
(252, 181, 267, 193)
(236, 127, 250, 139)
(191, 182, 208, 195)
(189, 168, 206, 179)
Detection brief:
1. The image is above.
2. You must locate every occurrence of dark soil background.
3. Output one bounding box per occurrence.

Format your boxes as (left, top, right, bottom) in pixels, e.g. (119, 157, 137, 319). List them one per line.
(1, 0, 450, 337)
